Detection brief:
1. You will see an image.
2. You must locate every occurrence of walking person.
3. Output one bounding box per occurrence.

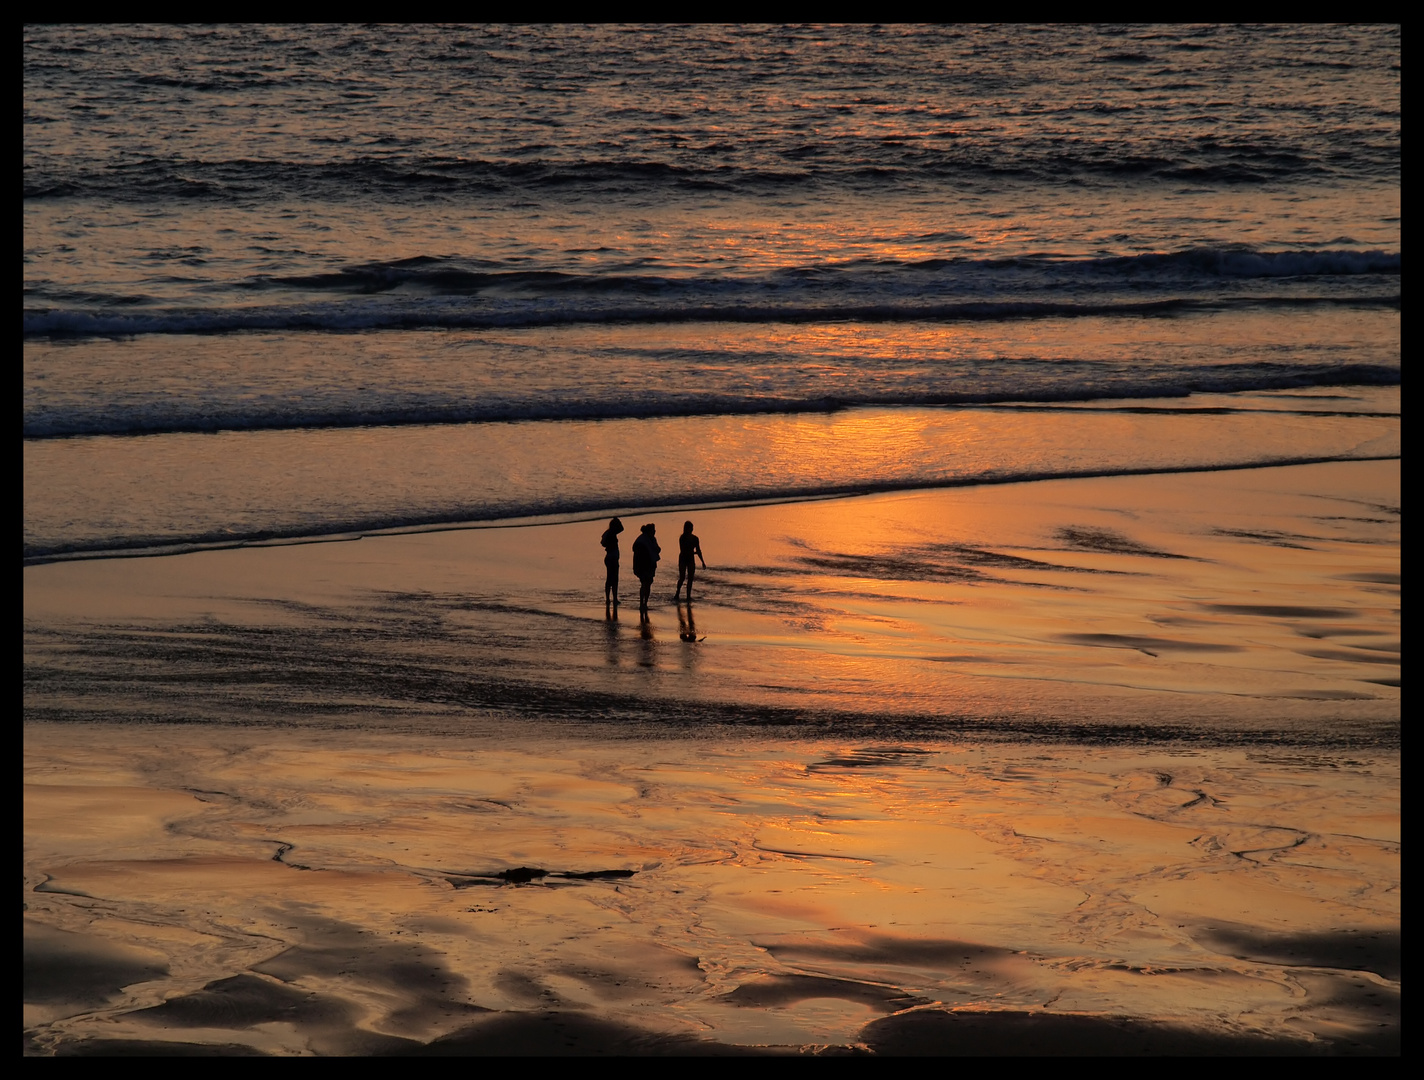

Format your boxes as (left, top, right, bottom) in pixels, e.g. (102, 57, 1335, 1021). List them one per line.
(673, 520, 707, 602)
(600, 517, 624, 612)
(631, 523, 661, 614)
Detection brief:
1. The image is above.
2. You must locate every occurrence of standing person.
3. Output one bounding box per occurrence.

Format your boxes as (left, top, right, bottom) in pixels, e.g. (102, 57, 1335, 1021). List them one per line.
(631, 523, 660, 614)
(673, 520, 707, 602)
(600, 517, 624, 611)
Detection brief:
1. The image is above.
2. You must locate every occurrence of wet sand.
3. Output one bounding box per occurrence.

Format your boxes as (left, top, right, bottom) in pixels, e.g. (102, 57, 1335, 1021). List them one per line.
(23, 461, 1399, 1054)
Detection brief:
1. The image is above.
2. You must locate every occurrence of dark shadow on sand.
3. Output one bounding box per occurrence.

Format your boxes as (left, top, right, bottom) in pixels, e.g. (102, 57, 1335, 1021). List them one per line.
(121, 971, 426, 1055)
(758, 934, 1021, 970)
(807, 746, 936, 771)
(23, 921, 168, 1009)
(50, 1038, 271, 1056)
(1057, 633, 1241, 652)
(411, 1010, 776, 1056)
(129, 973, 359, 1031)
(1056, 526, 1191, 559)
(247, 913, 491, 1040)
(1202, 603, 1352, 618)
(787, 540, 1122, 585)
(720, 973, 927, 1012)
(858, 1008, 1394, 1056)
(1193, 927, 1400, 980)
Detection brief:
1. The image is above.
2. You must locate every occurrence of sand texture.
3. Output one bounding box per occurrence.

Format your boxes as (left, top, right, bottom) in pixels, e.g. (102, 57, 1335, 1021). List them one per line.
(24, 462, 1399, 1054)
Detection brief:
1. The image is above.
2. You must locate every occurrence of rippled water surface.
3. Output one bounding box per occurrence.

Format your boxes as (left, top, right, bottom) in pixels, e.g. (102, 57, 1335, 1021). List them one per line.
(24, 24, 1399, 559)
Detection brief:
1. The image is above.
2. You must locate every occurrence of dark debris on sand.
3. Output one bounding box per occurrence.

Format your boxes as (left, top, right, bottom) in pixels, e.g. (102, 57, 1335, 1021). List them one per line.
(446, 867, 638, 887)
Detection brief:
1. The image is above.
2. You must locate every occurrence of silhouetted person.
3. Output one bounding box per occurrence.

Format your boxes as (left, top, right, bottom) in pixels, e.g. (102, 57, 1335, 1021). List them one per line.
(673, 520, 707, 601)
(601, 517, 624, 610)
(631, 522, 660, 613)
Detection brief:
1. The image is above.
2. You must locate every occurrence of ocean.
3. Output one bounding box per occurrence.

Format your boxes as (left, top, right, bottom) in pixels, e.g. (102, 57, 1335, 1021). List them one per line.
(24, 24, 1399, 561)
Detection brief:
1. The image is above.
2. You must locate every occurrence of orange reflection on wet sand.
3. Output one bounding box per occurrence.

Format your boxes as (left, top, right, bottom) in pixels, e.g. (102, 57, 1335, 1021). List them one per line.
(24, 727, 1398, 1053)
(23, 459, 1398, 1053)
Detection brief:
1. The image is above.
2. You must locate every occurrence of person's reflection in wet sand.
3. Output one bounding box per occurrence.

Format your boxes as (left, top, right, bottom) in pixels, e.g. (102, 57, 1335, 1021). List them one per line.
(677, 604, 701, 672)
(678, 603, 698, 643)
(637, 608, 656, 666)
(604, 605, 621, 667)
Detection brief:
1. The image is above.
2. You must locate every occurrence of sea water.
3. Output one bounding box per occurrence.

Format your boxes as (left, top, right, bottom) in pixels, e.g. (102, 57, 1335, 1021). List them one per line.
(22, 29, 1401, 746)
(24, 25, 1399, 562)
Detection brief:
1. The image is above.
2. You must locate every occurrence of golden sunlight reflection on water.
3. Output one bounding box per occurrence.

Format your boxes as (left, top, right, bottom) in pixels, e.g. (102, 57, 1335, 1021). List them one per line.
(24, 400, 1398, 557)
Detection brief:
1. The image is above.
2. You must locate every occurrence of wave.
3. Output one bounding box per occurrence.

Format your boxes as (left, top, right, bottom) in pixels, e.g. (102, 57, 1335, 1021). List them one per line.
(1071, 247, 1399, 278)
(22, 296, 1400, 339)
(22, 134, 1396, 202)
(22, 363, 1403, 440)
(22, 260, 1401, 340)
(23, 452, 1400, 565)
(24, 298, 1200, 337)
(258, 248, 1400, 296)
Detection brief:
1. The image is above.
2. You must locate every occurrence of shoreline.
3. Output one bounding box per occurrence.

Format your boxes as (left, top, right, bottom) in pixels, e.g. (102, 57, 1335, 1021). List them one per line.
(21, 450, 1402, 567)
(24, 386, 1400, 566)
(25, 458, 1400, 735)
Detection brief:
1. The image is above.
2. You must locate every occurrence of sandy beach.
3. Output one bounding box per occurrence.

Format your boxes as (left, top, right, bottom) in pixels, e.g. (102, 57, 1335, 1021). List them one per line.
(23, 461, 1399, 1055)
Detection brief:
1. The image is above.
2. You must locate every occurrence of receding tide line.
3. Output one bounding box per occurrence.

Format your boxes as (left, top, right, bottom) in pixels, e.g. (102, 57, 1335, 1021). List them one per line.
(22, 453, 1400, 567)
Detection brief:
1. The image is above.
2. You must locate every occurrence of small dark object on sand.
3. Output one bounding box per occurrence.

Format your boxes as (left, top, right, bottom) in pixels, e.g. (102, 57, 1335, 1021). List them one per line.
(460, 867, 638, 886)
(497, 867, 548, 884)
